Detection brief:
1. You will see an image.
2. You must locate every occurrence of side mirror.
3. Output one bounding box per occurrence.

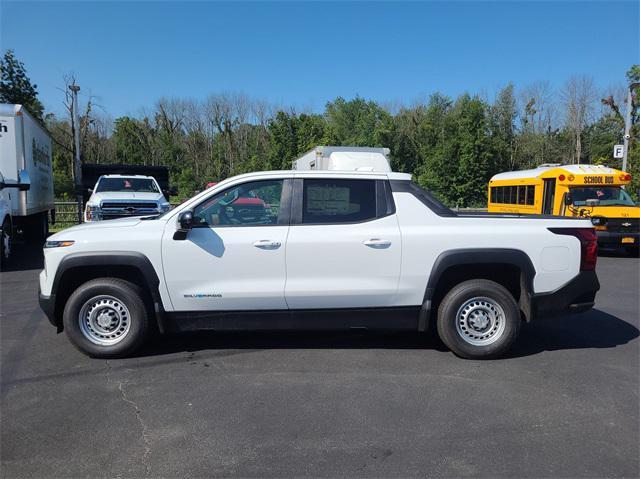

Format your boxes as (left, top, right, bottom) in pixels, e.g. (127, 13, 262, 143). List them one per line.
(564, 194, 572, 206)
(17, 169, 30, 191)
(174, 210, 194, 240)
(0, 170, 31, 191)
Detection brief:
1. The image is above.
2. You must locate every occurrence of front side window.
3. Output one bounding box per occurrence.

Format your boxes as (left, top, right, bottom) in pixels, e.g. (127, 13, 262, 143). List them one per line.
(302, 179, 376, 224)
(96, 177, 159, 193)
(193, 180, 283, 226)
(569, 186, 635, 207)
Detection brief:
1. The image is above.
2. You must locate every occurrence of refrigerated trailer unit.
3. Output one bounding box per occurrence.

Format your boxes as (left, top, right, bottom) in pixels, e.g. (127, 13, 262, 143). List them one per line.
(0, 104, 54, 246)
(293, 146, 392, 172)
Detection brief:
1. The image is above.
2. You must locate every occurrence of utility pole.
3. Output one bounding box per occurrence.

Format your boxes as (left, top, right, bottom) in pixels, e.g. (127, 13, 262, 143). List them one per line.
(69, 84, 83, 223)
(622, 82, 639, 173)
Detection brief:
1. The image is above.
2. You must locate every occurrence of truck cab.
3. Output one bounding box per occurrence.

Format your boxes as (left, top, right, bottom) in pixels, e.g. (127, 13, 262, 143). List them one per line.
(0, 170, 31, 269)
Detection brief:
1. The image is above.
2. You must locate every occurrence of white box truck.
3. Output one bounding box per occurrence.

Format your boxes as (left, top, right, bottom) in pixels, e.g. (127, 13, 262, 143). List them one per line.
(0, 104, 54, 267)
(293, 146, 392, 172)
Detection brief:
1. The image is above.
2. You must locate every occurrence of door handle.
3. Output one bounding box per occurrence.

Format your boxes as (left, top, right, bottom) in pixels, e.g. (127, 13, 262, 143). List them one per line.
(363, 238, 392, 248)
(253, 240, 281, 250)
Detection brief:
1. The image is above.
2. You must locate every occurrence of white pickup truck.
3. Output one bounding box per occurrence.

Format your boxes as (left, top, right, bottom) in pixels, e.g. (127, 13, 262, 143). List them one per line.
(84, 174, 171, 222)
(39, 170, 600, 359)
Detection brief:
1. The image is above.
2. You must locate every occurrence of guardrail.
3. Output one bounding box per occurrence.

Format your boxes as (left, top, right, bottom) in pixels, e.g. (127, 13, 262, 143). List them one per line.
(453, 207, 488, 213)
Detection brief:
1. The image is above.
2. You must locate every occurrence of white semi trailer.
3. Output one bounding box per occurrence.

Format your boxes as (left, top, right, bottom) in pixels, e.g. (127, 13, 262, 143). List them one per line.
(0, 104, 54, 267)
(293, 146, 392, 172)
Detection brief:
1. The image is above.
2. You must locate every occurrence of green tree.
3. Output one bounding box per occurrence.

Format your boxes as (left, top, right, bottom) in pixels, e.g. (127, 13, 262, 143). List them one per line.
(112, 117, 155, 164)
(0, 50, 44, 120)
(268, 111, 299, 170)
(489, 84, 517, 172)
(324, 97, 392, 146)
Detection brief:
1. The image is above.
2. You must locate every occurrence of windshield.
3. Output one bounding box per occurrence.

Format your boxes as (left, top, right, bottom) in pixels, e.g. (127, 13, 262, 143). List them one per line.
(569, 186, 635, 207)
(96, 177, 159, 193)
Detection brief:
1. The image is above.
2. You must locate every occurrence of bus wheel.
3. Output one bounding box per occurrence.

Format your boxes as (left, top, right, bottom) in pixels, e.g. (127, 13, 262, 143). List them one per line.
(625, 245, 639, 258)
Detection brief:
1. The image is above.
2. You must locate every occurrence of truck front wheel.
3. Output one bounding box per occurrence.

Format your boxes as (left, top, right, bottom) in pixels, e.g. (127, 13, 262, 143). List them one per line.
(63, 278, 150, 358)
(0, 218, 12, 271)
(437, 279, 521, 359)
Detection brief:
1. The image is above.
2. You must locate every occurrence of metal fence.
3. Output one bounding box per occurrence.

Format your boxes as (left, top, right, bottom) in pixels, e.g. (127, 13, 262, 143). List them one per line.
(51, 202, 82, 230)
(50, 201, 182, 231)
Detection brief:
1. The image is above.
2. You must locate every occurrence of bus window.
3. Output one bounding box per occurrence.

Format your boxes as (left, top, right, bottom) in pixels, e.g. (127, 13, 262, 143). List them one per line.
(490, 187, 496, 203)
(526, 185, 535, 205)
(542, 179, 556, 214)
(517, 186, 526, 205)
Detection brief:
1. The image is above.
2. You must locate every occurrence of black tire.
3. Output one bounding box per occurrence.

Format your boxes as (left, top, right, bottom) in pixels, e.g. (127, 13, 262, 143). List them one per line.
(436, 279, 521, 359)
(63, 278, 150, 358)
(625, 245, 639, 258)
(0, 218, 12, 271)
(30, 212, 49, 243)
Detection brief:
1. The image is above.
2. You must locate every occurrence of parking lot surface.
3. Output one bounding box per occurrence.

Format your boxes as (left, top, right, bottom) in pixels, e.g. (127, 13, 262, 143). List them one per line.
(1, 244, 639, 478)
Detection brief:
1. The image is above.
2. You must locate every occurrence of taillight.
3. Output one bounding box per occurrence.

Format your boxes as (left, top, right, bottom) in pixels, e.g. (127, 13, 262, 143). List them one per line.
(548, 227, 598, 271)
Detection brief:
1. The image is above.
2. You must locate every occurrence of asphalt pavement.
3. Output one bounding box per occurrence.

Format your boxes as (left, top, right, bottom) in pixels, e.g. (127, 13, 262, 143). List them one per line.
(1, 243, 638, 478)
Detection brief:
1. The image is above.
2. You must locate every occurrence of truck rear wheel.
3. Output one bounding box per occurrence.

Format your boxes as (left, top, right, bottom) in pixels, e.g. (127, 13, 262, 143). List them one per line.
(437, 279, 521, 359)
(63, 278, 150, 358)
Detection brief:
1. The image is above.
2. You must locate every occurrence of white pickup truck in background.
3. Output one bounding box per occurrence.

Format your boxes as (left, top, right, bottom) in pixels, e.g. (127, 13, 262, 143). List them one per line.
(38, 169, 600, 359)
(84, 174, 171, 222)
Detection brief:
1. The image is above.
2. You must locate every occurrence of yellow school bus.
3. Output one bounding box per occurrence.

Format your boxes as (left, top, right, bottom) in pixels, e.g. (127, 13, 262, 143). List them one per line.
(488, 164, 639, 250)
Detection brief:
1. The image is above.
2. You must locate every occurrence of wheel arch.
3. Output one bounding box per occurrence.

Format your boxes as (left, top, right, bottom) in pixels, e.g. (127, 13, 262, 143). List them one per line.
(419, 248, 536, 331)
(50, 251, 166, 333)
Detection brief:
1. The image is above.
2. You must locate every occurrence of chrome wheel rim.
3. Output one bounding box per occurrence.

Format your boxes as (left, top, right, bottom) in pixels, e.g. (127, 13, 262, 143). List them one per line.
(78, 295, 131, 345)
(455, 296, 506, 346)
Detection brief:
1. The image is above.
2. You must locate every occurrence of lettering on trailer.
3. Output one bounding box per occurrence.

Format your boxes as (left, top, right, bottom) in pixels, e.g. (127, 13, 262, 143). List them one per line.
(32, 139, 51, 166)
(0, 121, 7, 134)
(583, 176, 614, 184)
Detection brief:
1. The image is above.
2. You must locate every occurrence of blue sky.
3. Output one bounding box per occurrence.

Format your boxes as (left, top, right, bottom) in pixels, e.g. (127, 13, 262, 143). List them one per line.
(1, 1, 638, 118)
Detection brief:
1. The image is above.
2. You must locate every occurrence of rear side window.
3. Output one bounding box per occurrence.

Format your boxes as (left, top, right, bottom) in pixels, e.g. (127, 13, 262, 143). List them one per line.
(302, 179, 377, 224)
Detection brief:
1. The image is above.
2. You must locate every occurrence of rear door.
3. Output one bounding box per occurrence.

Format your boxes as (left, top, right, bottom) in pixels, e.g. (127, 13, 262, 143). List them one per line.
(284, 177, 401, 309)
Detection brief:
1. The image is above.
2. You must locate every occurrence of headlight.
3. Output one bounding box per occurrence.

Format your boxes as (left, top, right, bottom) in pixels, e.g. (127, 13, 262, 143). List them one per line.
(160, 203, 171, 212)
(44, 240, 75, 248)
(85, 205, 102, 220)
(591, 216, 606, 226)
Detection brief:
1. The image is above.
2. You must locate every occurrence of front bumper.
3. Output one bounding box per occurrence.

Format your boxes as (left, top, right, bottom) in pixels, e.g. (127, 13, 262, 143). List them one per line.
(596, 230, 639, 247)
(38, 287, 60, 330)
(531, 270, 600, 319)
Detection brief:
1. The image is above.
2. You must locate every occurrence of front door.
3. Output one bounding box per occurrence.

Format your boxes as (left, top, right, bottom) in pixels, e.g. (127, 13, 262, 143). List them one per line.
(284, 178, 401, 309)
(542, 178, 556, 215)
(162, 178, 290, 311)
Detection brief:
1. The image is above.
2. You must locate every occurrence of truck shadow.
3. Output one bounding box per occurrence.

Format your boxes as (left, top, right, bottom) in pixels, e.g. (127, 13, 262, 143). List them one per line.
(137, 308, 638, 359)
(506, 309, 639, 358)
